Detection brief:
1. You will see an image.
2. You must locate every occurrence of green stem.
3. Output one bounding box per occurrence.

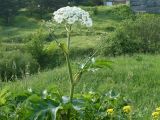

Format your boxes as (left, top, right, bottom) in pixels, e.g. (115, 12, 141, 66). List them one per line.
(66, 25, 71, 50)
(66, 25, 74, 120)
(66, 55, 74, 101)
(67, 31, 70, 50)
(65, 25, 74, 102)
(110, 116, 113, 120)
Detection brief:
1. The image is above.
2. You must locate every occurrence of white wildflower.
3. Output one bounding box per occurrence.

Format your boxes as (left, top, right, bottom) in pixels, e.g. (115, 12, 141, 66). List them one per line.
(43, 89, 47, 95)
(42, 89, 48, 99)
(91, 58, 95, 63)
(53, 6, 92, 27)
(27, 88, 32, 93)
(80, 64, 85, 69)
(54, 15, 63, 24)
(85, 18, 93, 27)
(67, 17, 76, 24)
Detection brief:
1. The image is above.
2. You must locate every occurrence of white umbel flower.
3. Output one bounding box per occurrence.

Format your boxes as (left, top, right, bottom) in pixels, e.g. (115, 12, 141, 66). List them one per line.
(85, 18, 93, 27)
(42, 89, 48, 99)
(53, 6, 93, 27)
(54, 15, 63, 23)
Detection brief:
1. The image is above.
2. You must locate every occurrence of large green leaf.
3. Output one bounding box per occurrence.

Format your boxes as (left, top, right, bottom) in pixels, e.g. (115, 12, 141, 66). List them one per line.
(0, 88, 10, 106)
(33, 106, 62, 120)
(58, 43, 68, 55)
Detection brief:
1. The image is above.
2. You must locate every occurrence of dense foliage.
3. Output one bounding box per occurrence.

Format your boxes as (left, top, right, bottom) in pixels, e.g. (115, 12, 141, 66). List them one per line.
(101, 14, 160, 56)
(0, 88, 133, 120)
(0, 0, 19, 25)
(74, 0, 103, 6)
(0, 0, 68, 24)
(0, 0, 105, 24)
(1, 4, 160, 119)
(25, 30, 66, 69)
(105, 4, 134, 20)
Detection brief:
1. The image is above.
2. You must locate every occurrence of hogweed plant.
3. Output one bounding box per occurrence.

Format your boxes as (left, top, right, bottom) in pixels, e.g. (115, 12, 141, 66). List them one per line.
(49, 6, 113, 119)
(0, 7, 160, 120)
(53, 6, 93, 102)
(0, 6, 135, 120)
(0, 6, 138, 120)
(52, 6, 112, 102)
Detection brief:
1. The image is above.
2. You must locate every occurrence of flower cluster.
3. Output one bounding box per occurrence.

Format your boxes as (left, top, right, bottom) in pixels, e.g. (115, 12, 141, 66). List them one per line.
(106, 105, 132, 118)
(156, 107, 160, 113)
(152, 107, 160, 120)
(152, 112, 159, 120)
(107, 108, 114, 116)
(53, 6, 92, 27)
(123, 105, 132, 114)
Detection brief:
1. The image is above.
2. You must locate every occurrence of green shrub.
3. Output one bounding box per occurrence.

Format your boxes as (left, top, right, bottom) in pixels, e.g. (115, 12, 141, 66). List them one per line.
(26, 29, 95, 69)
(26, 30, 65, 69)
(78, 0, 103, 6)
(81, 6, 99, 15)
(26, 30, 49, 68)
(100, 14, 160, 56)
(0, 51, 39, 81)
(43, 44, 65, 68)
(113, 5, 134, 19)
(106, 5, 134, 20)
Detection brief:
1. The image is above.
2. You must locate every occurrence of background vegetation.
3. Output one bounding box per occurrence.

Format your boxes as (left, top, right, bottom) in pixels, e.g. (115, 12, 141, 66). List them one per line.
(0, 1, 160, 119)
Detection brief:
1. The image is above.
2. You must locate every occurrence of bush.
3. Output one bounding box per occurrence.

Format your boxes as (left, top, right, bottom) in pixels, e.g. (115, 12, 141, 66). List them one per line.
(77, 0, 103, 6)
(0, 50, 39, 81)
(100, 14, 160, 56)
(81, 6, 98, 15)
(113, 5, 134, 20)
(43, 43, 65, 68)
(26, 30, 65, 69)
(26, 30, 50, 68)
(106, 5, 134, 20)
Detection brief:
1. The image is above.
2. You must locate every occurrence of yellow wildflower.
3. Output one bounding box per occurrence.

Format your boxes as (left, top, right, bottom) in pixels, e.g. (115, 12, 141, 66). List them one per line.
(152, 111, 160, 119)
(156, 107, 160, 113)
(123, 105, 132, 114)
(107, 108, 114, 116)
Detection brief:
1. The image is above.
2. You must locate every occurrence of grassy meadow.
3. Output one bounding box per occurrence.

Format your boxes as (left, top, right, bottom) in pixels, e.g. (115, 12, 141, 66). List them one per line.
(0, 5, 160, 119)
(2, 54, 160, 119)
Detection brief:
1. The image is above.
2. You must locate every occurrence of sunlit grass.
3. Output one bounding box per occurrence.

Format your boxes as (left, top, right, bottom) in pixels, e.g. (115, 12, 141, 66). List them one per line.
(0, 5, 123, 43)
(3, 54, 160, 119)
(0, 16, 41, 42)
(0, 5, 159, 119)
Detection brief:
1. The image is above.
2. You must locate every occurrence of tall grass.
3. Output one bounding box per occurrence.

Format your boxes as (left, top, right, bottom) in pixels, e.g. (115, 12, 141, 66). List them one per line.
(3, 54, 160, 118)
(1, 5, 160, 119)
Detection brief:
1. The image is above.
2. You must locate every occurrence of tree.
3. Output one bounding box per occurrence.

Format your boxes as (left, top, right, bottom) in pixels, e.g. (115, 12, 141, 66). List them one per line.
(42, 0, 68, 10)
(0, 0, 19, 25)
(25, 0, 68, 19)
(73, 0, 103, 5)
